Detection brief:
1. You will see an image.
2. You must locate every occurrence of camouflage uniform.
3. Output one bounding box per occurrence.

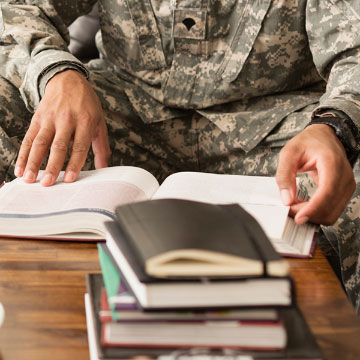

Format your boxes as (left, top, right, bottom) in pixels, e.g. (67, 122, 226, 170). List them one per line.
(1, 0, 360, 311)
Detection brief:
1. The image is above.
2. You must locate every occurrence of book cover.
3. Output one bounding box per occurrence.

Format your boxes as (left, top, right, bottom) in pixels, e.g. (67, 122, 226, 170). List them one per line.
(99, 287, 280, 323)
(112, 199, 289, 281)
(101, 318, 287, 350)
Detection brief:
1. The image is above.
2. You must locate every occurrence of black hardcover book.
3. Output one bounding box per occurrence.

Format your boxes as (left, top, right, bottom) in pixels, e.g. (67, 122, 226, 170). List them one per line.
(85, 274, 324, 360)
(101, 239, 294, 310)
(112, 199, 288, 280)
(104, 200, 294, 309)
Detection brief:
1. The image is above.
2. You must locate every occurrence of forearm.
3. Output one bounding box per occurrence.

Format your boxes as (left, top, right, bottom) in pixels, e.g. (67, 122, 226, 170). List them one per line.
(0, 1, 95, 111)
(315, 49, 360, 130)
(307, 0, 360, 163)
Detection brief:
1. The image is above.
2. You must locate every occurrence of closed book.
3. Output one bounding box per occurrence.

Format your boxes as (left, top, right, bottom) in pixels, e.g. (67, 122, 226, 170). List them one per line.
(85, 274, 324, 360)
(105, 199, 293, 309)
(101, 318, 287, 350)
(113, 199, 288, 279)
(99, 287, 280, 323)
(98, 243, 280, 322)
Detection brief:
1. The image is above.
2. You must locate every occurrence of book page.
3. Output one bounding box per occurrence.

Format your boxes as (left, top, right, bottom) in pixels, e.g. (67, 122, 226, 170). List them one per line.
(152, 172, 289, 241)
(272, 217, 317, 256)
(0, 166, 159, 215)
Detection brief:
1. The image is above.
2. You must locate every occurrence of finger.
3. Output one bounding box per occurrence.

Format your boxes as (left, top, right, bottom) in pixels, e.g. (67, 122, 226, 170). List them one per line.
(293, 162, 353, 225)
(63, 125, 92, 183)
(15, 123, 40, 178)
(294, 194, 331, 225)
(289, 201, 308, 218)
(40, 131, 72, 186)
(295, 186, 353, 225)
(293, 157, 333, 224)
(92, 119, 111, 169)
(22, 127, 54, 183)
(276, 145, 302, 206)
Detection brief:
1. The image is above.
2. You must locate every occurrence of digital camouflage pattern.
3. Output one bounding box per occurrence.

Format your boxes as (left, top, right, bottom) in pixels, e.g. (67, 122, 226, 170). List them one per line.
(1, 0, 360, 312)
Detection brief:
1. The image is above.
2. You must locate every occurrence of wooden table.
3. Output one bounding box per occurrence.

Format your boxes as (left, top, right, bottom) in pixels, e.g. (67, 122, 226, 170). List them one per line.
(0, 239, 359, 360)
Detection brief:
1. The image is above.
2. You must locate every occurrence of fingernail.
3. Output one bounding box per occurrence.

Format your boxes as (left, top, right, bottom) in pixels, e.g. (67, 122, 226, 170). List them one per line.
(41, 173, 53, 186)
(297, 216, 309, 225)
(23, 170, 35, 182)
(14, 166, 23, 177)
(64, 171, 76, 183)
(280, 189, 292, 205)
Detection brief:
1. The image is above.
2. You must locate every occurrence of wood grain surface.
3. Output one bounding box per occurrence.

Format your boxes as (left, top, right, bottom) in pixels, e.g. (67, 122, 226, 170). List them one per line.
(0, 239, 359, 360)
(0, 239, 100, 360)
(288, 247, 360, 360)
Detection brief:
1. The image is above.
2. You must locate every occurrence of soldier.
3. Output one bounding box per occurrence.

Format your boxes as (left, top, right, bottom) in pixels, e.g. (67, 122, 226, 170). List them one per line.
(1, 1, 360, 311)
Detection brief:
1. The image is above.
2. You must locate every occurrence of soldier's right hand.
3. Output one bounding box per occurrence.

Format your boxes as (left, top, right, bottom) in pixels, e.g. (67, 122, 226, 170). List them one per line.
(14, 70, 111, 186)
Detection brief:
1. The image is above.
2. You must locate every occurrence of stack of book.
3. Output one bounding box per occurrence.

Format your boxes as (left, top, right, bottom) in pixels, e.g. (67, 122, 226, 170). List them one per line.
(85, 198, 323, 360)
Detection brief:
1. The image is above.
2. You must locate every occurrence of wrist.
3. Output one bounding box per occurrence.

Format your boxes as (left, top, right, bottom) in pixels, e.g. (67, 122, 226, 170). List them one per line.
(307, 109, 360, 165)
(44, 69, 88, 96)
(39, 62, 89, 98)
(47, 69, 87, 83)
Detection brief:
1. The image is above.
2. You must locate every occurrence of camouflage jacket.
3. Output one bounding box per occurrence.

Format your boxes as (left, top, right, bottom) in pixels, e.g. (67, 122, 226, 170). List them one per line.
(1, 0, 360, 152)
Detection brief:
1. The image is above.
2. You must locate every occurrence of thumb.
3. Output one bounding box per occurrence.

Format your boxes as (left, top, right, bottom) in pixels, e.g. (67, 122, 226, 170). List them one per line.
(276, 146, 300, 206)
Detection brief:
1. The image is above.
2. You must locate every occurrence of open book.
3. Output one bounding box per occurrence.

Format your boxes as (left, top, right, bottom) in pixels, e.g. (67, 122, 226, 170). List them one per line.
(0, 166, 317, 257)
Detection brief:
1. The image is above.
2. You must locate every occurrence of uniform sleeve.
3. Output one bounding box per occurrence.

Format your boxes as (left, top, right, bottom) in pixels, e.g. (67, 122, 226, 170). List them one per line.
(306, 0, 360, 130)
(0, 0, 97, 112)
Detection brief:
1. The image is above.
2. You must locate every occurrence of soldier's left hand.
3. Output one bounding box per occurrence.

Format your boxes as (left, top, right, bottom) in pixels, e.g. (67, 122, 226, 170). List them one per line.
(275, 124, 356, 225)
